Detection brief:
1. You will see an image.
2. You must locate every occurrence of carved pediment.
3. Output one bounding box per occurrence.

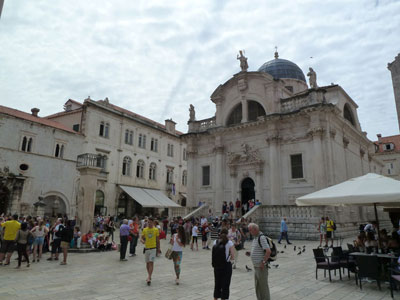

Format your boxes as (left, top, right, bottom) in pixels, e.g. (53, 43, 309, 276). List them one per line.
(227, 143, 264, 166)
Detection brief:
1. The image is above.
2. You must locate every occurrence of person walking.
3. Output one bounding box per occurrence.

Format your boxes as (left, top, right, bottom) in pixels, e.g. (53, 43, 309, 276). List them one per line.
(277, 217, 291, 245)
(60, 220, 74, 265)
(228, 223, 241, 269)
(191, 222, 199, 251)
(247, 223, 271, 300)
(31, 220, 49, 262)
(212, 228, 234, 300)
(183, 219, 192, 245)
(129, 217, 139, 257)
(0, 214, 21, 265)
(15, 222, 32, 268)
(326, 217, 335, 248)
(235, 198, 241, 218)
(318, 217, 327, 247)
(119, 219, 130, 261)
(140, 217, 160, 285)
(171, 225, 186, 285)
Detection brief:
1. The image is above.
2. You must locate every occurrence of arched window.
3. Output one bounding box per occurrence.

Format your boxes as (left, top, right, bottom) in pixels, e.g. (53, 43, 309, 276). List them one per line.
(343, 104, 355, 126)
(182, 170, 187, 186)
(21, 136, 27, 151)
(27, 138, 33, 152)
(149, 163, 157, 180)
(227, 103, 242, 126)
(122, 156, 132, 176)
(136, 160, 145, 178)
(95, 190, 105, 215)
(248, 101, 266, 121)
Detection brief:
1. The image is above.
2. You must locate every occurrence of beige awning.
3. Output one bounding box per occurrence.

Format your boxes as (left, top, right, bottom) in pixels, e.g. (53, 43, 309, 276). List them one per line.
(119, 185, 180, 208)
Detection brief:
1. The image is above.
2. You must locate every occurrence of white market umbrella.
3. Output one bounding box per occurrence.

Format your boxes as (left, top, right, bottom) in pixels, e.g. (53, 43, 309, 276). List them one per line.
(296, 173, 400, 247)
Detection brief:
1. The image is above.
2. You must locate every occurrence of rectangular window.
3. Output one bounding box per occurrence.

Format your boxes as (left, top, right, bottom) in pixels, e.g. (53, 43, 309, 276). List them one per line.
(202, 166, 210, 186)
(104, 123, 109, 138)
(125, 130, 129, 144)
(129, 131, 133, 145)
(99, 122, 110, 138)
(183, 149, 187, 161)
(143, 135, 146, 148)
(167, 143, 174, 157)
(290, 154, 304, 179)
(99, 123, 104, 136)
(72, 124, 80, 132)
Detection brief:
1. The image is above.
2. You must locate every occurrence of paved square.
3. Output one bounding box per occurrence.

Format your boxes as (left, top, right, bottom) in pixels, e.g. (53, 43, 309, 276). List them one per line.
(0, 238, 395, 299)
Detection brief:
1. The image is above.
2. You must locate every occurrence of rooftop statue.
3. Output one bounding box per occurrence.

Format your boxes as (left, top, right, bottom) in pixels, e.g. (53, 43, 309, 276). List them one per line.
(189, 104, 195, 121)
(237, 50, 248, 72)
(307, 67, 318, 89)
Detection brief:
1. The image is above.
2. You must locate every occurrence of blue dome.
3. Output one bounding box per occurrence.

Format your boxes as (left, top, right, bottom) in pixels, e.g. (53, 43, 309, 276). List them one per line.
(258, 58, 306, 82)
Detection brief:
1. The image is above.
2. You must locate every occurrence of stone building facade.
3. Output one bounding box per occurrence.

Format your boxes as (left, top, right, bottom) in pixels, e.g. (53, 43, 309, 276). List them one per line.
(183, 52, 387, 238)
(0, 105, 83, 217)
(0, 98, 187, 233)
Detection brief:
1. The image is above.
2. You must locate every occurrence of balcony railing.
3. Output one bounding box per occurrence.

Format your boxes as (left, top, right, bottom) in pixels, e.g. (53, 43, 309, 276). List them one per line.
(77, 153, 107, 171)
(166, 182, 175, 191)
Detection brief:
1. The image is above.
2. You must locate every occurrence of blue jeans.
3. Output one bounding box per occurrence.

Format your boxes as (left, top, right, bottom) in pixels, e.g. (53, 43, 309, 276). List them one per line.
(129, 235, 138, 254)
(278, 231, 290, 244)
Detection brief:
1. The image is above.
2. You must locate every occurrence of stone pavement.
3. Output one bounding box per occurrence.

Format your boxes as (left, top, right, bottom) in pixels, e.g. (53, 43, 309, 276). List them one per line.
(0, 237, 396, 300)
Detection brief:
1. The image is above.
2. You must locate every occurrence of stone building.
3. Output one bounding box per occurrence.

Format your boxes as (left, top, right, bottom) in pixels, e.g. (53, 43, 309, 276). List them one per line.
(0, 98, 187, 233)
(47, 98, 187, 232)
(0, 105, 83, 217)
(183, 51, 386, 238)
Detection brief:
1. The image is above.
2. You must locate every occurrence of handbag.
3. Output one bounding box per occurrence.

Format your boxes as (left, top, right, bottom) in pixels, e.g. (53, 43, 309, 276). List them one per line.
(165, 248, 173, 260)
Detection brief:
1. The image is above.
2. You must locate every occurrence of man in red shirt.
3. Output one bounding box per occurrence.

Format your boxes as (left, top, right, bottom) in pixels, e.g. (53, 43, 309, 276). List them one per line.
(129, 217, 140, 257)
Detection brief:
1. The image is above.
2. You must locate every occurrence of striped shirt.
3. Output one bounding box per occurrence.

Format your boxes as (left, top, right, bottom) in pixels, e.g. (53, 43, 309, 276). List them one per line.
(250, 232, 270, 266)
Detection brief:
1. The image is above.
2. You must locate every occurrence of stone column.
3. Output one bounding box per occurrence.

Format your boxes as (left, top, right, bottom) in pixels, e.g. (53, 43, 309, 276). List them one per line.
(267, 134, 281, 205)
(255, 166, 263, 202)
(77, 166, 102, 235)
(230, 167, 237, 202)
(241, 97, 248, 123)
(215, 145, 224, 215)
(309, 127, 325, 190)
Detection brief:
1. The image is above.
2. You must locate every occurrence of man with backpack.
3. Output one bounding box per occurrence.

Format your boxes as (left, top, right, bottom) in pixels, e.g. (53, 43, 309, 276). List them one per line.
(47, 218, 64, 261)
(247, 223, 271, 300)
(326, 216, 335, 248)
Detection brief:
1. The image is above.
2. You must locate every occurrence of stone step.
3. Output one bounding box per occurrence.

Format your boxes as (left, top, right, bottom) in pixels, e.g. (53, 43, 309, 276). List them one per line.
(68, 247, 100, 254)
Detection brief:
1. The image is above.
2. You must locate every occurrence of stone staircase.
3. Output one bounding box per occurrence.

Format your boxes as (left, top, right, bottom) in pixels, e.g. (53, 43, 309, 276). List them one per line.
(68, 242, 99, 253)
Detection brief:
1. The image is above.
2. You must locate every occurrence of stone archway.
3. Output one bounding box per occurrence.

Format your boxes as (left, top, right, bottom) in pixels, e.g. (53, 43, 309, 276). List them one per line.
(241, 177, 255, 209)
(43, 195, 67, 218)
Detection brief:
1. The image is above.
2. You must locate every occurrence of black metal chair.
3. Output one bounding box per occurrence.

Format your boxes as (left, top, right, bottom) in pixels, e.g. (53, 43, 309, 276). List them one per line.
(332, 246, 357, 281)
(355, 255, 382, 290)
(313, 248, 342, 282)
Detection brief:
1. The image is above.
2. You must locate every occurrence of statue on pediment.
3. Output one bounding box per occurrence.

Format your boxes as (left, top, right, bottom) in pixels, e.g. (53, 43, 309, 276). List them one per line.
(307, 67, 318, 88)
(189, 104, 196, 121)
(237, 50, 248, 72)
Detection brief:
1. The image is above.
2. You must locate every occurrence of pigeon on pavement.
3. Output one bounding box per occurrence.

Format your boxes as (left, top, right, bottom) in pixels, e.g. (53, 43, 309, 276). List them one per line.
(297, 250, 302, 255)
(294, 246, 296, 251)
(245, 265, 252, 272)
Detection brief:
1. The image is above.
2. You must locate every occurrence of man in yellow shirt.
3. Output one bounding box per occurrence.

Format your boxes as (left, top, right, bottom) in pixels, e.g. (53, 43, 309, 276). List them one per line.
(0, 214, 21, 265)
(326, 216, 334, 248)
(140, 217, 160, 285)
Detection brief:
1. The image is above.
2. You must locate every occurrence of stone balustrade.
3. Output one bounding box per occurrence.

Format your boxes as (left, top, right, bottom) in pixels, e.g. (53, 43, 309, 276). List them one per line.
(188, 117, 217, 132)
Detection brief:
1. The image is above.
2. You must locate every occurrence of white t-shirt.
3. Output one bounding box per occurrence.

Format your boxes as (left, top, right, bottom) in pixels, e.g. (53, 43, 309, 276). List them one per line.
(201, 218, 207, 225)
(192, 226, 198, 237)
(213, 240, 234, 262)
(172, 233, 183, 252)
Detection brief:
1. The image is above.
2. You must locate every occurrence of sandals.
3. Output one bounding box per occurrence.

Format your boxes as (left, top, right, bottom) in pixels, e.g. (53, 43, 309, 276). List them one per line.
(175, 279, 179, 285)
(60, 262, 67, 265)
(146, 279, 151, 286)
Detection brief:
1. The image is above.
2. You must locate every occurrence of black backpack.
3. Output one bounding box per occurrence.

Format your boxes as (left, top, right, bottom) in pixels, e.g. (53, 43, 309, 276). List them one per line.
(55, 225, 64, 238)
(258, 234, 277, 262)
(212, 240, 230, 268)
(332, 222, 337, 231)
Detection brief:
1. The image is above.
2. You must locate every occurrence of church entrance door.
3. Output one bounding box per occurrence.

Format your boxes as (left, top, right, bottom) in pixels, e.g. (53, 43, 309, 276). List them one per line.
(0, 185, 10, 214)
(241, 177, 255, 214)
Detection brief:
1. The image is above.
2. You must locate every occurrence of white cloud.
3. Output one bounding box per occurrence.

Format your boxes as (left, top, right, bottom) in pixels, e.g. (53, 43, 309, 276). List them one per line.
(0, 0, 399, 139)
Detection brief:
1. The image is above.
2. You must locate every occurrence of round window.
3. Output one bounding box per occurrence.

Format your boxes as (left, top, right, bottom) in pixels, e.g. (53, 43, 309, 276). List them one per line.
(19, 164, 29, 171)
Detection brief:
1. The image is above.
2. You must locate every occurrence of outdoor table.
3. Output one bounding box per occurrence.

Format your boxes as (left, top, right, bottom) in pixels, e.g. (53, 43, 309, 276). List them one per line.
(349, 252, 399, 260)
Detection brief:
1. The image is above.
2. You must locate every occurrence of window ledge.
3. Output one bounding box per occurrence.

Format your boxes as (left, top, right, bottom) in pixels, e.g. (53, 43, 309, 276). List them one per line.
(289, 178, 306, 183)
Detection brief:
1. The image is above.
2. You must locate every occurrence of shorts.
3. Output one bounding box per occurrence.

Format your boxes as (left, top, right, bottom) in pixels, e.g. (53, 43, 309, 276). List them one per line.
(0, 240, 15, 253)
(145, 248, 156, 263)
(60, 241, 70, 249)
(33, 237, 45, 246)
(192, 236, 198, 243)
(326, 231, 333, 239)
(202, 235, 207, 242)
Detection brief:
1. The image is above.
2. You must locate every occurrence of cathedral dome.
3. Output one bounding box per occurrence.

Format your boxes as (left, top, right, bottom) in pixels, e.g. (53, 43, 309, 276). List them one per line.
(258, 52, 306, 82)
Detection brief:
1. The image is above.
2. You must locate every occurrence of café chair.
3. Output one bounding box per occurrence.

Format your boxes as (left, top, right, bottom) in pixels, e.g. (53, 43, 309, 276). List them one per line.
(355, 255, 382, 290)
(313, 248, 342, 282)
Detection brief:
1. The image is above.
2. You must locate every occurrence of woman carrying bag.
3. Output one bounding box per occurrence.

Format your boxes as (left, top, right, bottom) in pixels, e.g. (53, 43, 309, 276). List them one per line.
(170, 225, 186, 285)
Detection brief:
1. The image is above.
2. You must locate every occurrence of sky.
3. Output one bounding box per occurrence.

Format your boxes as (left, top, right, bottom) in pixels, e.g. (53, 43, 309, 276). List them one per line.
(0, 0, 399, 139)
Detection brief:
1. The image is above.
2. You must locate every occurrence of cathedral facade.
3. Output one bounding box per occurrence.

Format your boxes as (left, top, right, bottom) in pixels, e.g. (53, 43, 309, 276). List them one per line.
(183, 52, 386, 237)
